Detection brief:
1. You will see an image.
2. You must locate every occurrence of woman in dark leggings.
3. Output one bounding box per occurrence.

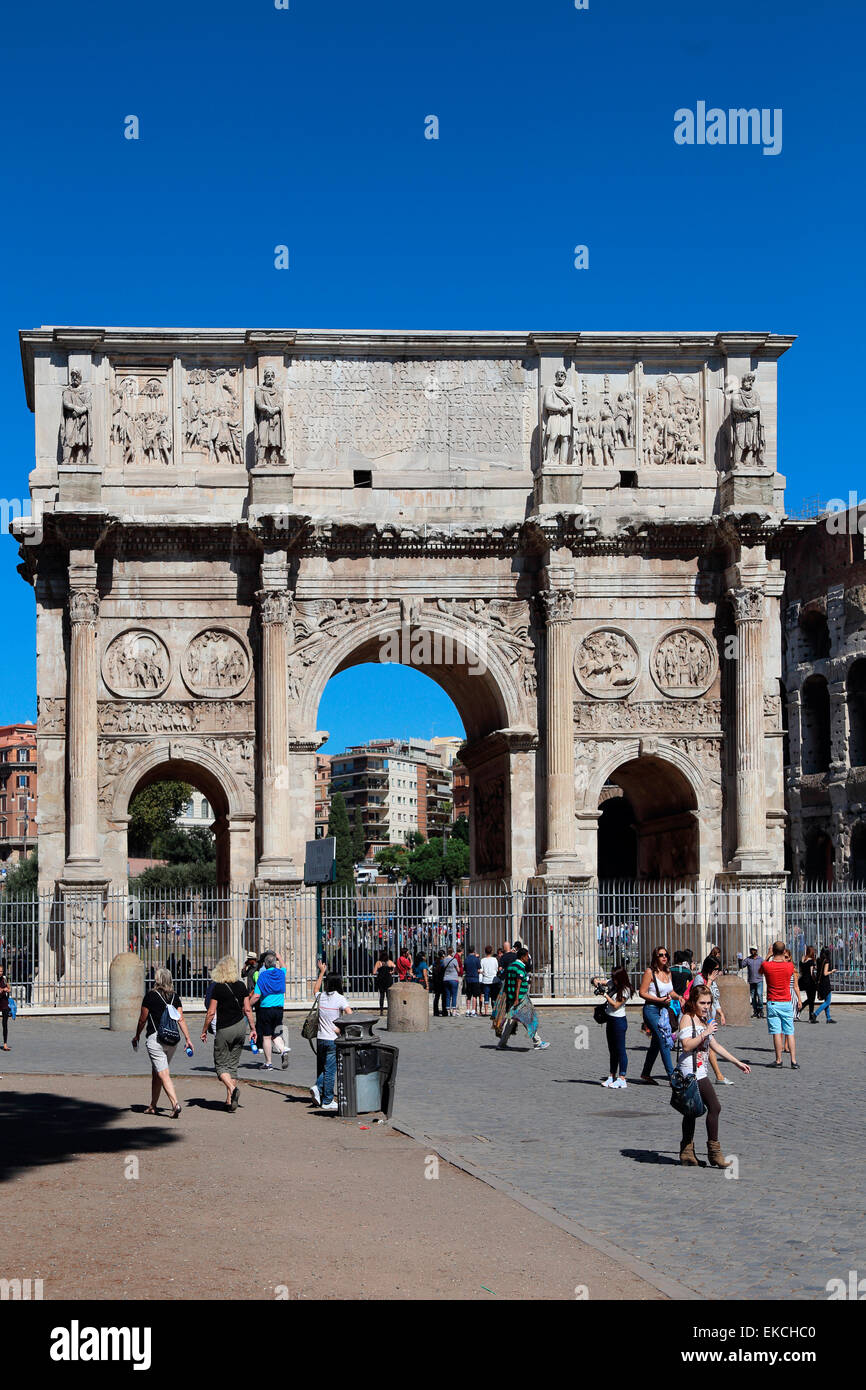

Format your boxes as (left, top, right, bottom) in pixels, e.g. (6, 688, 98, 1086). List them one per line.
(678, 985, 751, 1168)
(372, 951, 395, 1014)
(0, 959, 10, 1049)
(799, 945, 818, 1021)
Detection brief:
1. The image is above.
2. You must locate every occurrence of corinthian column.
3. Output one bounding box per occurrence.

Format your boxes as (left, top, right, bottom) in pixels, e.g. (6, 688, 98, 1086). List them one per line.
(539, 587, 580, 877)
(256, 588, 296, 879)
(65, 583, 101, 874)
(730, 587, 769, 869)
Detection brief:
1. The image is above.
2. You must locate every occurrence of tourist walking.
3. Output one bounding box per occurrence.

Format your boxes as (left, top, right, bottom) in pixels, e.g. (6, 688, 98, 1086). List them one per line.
(688, 958, 733, 1085)
(497, 948, 550, 1051)
(799, 946, 818, 1021)
(638, 947, 680, 1083)
(373, 951, 395, 1014)
(132, 967, 194, 1119)
(413, 951, 429, 992)
(670, 949, 694, 1001)
(310, 962, 352, 1112)
(813, 948, 836, 1023)
(676, 984, 751, 1167)
(248, 950, 290, 1071)
(201, 956, 258, 1111)
(591, 966, 632, 1088)
(479, 945, 498, 1016)
(760, 941, 803, 1066)
(739, 946, 765, 1018)
(397, 946, 413, 983)
(463, 945, 481, 1016)
(0, 960, 11, 1051)
(441, 948, 461, 1016)
(431, 951, 448, 1016)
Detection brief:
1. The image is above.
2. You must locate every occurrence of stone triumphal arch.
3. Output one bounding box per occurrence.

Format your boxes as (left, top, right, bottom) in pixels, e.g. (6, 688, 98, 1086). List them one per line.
(16, 327, 793, 923)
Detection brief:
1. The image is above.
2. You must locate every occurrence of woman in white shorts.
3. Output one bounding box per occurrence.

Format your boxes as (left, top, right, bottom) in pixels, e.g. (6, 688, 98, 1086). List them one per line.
(132, 968, 194, 1119)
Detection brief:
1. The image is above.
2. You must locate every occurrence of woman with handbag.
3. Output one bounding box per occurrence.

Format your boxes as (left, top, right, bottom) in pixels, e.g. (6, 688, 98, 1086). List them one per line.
(676, 984, 750, 1167)
(799, 945, 818, 1022)
(591, 966, 632, 1088)
(812, 948, 836, 1023)
(132, 967, 194, 1119)
(201, 956, 258, 1112)
(637, 947, 681, 1084)
(372, 951, 395, 1015)
(310, 962, 352, 1112)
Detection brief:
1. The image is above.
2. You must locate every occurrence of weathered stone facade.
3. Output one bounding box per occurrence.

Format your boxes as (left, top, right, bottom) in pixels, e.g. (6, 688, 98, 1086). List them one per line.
(16, 327, 794, 896)
(781, 506, 866, 882)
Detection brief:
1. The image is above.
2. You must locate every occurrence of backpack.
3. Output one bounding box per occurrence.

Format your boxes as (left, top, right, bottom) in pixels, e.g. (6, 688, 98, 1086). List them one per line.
(155, 990, 181, 1046)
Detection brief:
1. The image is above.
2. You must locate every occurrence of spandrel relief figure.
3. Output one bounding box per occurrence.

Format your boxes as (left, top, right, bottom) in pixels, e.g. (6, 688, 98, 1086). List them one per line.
(730, 372, 765, 465)
(613, 391, 634, 448)
(254, 369, 287, 466)
(60, 370, 92, 465)
(542, 369, 576, 465)
(598, 398, 617, 468)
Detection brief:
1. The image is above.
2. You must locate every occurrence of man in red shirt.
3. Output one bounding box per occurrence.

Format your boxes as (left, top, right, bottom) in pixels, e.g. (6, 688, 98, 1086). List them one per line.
(761, 941, 803, 1068)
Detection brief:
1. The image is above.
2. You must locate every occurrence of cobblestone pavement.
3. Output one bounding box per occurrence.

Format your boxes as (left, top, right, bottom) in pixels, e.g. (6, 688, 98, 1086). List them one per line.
(4, 1006, 863, 1301)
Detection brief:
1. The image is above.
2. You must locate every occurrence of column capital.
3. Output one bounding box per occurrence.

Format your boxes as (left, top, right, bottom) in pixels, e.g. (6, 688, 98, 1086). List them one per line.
(538, 587, 577, 624)
(256, 588, 292, 625)
(68, 587, 100, 626)
(728, 587, 764, 624)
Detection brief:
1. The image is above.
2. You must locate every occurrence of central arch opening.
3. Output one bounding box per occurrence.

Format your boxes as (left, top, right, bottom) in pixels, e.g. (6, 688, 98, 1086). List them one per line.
(597, 755, 699, 880)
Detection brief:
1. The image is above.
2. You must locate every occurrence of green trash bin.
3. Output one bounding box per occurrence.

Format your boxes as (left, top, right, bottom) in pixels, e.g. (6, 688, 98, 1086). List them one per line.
(334, 1015, 399, 1119)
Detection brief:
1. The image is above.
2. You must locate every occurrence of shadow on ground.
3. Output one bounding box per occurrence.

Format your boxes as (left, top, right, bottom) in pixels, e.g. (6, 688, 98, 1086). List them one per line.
(0, 1090, 181, 1181)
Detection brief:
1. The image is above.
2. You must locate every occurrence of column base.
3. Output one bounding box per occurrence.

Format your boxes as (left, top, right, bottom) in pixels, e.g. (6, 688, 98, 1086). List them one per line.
(730, 850, 775, 876)
(255, 863, 305, 888)
(537, 853, 584, 880)
(61, 861, 107, 887)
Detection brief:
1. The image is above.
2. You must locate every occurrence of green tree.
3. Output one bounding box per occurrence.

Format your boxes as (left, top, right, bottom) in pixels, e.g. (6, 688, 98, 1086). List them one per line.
(452, 814, 469, 845)
(405, 830, 425, 850)
(152, 825, 216, 865)
(132, 861, 216, 892)
(375, 844, 408, 881)
(352, 807, 366, 864)
(2, 847, 38, 898)
(128, 781, 192, 856)
(406, 837, 444, 884)
(443, 835, 470, 882)
(327, 792, 354, 886)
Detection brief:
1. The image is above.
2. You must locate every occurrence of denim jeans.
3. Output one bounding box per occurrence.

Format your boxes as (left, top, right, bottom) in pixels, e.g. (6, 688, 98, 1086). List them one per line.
(443, 979, 459, 1011)
(605, 1016, 628, 1077)
(316, 1038, 337, 1104)
(814, 993, 833, 1021)
(641, 1004, 674, 1078)
(749, 983, 764, 1015)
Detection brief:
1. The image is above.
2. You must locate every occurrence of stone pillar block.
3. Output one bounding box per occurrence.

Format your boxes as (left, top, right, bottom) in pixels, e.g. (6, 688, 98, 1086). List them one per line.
(386, 983, 429, 1032)
(109, 952, 145, 1031)
(716, 974, 751, 1026)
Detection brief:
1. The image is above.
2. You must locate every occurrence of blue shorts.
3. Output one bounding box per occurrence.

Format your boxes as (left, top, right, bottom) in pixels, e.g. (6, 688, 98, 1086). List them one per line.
(767, 1000, 795, 1036)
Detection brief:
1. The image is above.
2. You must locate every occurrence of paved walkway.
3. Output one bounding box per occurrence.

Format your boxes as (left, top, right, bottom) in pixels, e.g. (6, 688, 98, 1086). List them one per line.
(2, 1006, 862, 1300)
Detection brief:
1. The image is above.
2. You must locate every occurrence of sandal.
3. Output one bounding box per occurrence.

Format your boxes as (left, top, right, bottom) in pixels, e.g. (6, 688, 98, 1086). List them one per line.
(230, 1086, 240, 1112)
(145, 1106, 157, 1115)
(171, 1104, 182, 1119)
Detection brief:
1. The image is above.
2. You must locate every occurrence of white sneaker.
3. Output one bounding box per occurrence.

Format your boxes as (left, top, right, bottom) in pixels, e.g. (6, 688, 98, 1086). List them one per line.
(601, 1077, 615, 1087)
(718, 1076, 734, 1086)
(613, 1077, 627, 1089)
(320, 1100, 338, 1112)
(310, 1085, 321, 1105)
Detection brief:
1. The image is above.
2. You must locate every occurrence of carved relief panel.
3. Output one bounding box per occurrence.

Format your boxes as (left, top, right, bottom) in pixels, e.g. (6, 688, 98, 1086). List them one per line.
(574, 628, 639, 699)
(110, 367, 173, 467)
(650, 627, 717, 698)
(182, 366, 243, 466)
(640, 370, 704, 466)
(182, 629, 252, 698)
(572, 372, 635, 469)
(102, 629, 172, 698)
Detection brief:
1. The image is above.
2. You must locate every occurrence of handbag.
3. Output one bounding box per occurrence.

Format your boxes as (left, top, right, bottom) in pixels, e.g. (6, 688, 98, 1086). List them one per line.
(8, 997, 16, 1021)
(669, 1022, 707, 1119)
(593, 1002, 608, 1025)
(301, 991, 321, 1052)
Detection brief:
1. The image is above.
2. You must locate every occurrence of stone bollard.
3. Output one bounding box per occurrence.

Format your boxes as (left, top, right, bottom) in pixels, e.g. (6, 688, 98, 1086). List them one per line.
(109, 952, 145, 1032)
(386, 982, 429, 1032)
(716, 974, 752, 1026)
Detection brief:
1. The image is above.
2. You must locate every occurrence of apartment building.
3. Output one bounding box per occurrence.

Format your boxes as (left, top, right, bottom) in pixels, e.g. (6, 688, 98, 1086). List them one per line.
(329, 737, 457, 856)
(0, 722, 38, 866)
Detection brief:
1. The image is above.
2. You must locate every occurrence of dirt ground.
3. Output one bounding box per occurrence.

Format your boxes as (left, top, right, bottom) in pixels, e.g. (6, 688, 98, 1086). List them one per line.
(0, 1073, 663, 1301)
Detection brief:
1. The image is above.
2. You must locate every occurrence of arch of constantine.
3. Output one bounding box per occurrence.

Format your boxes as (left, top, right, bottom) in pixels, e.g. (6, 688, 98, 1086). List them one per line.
(14, 326, 794, 979)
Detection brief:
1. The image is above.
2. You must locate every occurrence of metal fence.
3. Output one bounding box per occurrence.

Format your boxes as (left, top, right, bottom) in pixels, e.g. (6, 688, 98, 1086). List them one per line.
(0, 879, 864, 1007)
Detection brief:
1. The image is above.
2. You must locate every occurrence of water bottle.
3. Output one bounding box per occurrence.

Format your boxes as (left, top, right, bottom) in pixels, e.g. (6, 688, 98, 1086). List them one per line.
(250, 1039, 259, 1054)
(185, 1045, 194, 1058)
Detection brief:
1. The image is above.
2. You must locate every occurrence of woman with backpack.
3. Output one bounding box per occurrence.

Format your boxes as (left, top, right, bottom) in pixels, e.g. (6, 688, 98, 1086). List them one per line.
(372, 951, 395, 1014)
(676, 984, 751, 1168)
(132, 967, 194, 1119)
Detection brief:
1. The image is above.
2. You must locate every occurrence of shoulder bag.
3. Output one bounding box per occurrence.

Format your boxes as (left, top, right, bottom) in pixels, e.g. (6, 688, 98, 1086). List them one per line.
(669, 1022, 707, 1118)
(301, 990, 321, 1051)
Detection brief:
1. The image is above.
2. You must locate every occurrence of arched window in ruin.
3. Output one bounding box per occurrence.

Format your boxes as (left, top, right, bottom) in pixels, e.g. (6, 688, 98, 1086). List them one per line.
(846, 659, 866, 767)
(798, 610, 830, 662)
(800, 675, 831, 775)
(850, 821, 866, 883)
(804, 829, 834, 885)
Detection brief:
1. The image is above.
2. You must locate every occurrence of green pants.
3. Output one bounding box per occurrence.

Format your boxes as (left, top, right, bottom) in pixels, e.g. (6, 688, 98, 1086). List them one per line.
(213, 1018, 247, 1078)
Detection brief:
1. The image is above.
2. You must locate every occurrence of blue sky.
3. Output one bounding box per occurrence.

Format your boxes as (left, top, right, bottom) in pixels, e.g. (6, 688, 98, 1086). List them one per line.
(1, 0, 862, 748)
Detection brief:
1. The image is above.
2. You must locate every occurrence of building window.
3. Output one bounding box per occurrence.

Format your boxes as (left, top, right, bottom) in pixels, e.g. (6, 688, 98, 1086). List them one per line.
(17, 776, 28, 789)
(0, 821, 5, 837)
(17, 749, 29, 762)
(801, 675, 832, 775)
(0, 751, 7, 762)
(17, 820, 27, 836)
(0, 797, 5, 813)
(201, 801, 210, 818)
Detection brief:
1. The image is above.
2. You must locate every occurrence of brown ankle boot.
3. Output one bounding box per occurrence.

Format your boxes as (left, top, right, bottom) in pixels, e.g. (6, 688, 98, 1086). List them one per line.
(679, 1139, 699, 1165)
(707, 1140, 732, 1169)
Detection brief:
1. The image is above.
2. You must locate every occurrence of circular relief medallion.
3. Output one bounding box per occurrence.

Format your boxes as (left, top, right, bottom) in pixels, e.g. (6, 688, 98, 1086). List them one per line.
(651, 627, 717, 698)
(182, 628, 251, 698)
(102, 629, 171, 699)
(574, 628, 639, 700)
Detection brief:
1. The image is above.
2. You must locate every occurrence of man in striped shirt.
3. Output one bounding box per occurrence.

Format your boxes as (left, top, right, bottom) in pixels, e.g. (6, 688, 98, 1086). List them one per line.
(497, 949, 550, 1051)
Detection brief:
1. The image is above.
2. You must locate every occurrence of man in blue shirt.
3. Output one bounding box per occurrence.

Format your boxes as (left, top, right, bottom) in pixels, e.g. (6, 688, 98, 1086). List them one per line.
(249, 950, 290, 1070)
(738, 946, 765, 1018)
